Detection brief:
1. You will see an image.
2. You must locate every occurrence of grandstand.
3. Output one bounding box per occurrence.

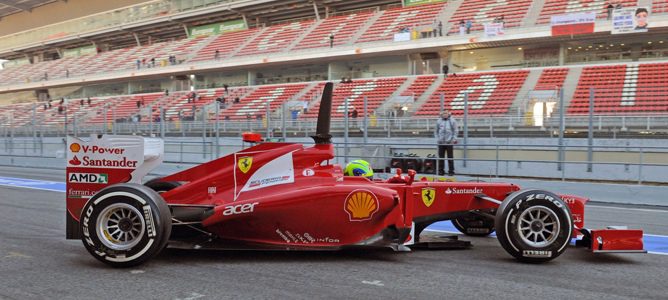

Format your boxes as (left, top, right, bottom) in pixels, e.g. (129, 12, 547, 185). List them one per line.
(0, 0, 667, 136)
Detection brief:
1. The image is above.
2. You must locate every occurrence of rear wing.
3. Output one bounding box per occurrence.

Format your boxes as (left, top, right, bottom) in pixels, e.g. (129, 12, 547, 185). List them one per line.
(65, 135, 163, 239)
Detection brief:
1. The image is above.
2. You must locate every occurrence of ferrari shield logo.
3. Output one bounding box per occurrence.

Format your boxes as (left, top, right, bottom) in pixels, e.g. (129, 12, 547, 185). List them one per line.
(237, 156, 253, 174)
(422, 188, 436, 207)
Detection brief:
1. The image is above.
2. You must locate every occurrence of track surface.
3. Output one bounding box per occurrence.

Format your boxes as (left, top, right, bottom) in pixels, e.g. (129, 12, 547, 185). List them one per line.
(1, 167, 667, 299)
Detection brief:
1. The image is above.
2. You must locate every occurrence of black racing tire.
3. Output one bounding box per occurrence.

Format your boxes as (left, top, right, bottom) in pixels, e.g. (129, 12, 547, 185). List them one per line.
(79, 183, 172, 268)
(495, 189, 573, 263)
(144, 179, 181, 194)
(452, 213, 495, 237)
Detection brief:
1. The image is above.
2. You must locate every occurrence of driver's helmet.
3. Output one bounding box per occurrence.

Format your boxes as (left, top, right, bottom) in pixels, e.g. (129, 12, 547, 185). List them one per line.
(345, 160, 374, 179)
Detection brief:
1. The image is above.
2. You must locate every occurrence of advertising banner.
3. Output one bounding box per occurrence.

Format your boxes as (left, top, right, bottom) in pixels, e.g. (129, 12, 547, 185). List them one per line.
(63, 45, 98, 58)
(612, 7, 650, 34)
(394, 32, 411, 42)
(189, 19, 248, 37)
(3, 57, 30, 68)
(550, 12, 596, 36)
(484, 23, 505, 37)
(403, 0, 446, 7)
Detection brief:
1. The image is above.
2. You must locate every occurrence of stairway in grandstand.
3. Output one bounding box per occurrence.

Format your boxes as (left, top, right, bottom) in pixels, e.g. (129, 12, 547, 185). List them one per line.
(375, 76, 418, 114)
(303, 77, 408, 119)
(355, 2, 446, 43)
(414, 70, 530, 116)
(522, 0, 547, 27)
(447, 0, 533, 34)
(536, 0, 637, 24)
(409, 75, 445, 114)
(293, 11, 375, 50)
(218, 83, 310, 120)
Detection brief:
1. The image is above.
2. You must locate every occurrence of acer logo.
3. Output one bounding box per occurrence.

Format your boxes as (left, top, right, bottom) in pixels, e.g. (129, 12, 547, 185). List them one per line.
(223, 202, 259, 216)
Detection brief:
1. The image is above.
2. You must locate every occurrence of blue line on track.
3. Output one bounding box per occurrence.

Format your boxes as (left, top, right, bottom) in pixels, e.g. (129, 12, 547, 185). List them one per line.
(0, 176, 66, 192)
(1, 175, 666, 255)
(426, 221, 668, 255)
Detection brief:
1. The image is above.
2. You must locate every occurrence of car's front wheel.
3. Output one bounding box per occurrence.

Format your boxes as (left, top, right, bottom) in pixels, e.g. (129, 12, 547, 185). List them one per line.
(495, 190, 572, 263)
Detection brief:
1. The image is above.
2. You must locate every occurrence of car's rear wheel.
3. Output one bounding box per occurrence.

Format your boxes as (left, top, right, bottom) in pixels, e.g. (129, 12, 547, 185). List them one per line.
(452, 213, 495, 237)
(495, 190, 572, 263)
(80, 183, 171, 267)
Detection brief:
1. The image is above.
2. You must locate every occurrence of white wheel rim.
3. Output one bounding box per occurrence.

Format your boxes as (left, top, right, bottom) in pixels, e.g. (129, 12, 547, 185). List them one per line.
(96, 203, 146, 251)
(517, 205, 560, 248)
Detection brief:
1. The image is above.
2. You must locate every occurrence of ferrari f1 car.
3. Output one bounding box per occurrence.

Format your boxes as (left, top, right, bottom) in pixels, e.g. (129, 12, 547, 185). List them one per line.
(65, 82, 645, 267)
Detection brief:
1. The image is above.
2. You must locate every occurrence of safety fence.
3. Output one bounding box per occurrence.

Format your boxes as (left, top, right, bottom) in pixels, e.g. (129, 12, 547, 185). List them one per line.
(1, 138, 667, 184)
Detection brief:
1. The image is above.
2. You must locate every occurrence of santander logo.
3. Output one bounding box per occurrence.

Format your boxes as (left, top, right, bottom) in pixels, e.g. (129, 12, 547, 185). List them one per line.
(69, 156, 82, 166)
(445, 187, 483, 195)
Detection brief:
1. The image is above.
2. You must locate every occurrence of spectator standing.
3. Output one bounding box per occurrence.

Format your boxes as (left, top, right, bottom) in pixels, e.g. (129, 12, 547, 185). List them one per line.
(223, 84, 229, 94)
(459, 20, 466, 35)
(442, 64, 449, 75)
(165, 89, 170, 96)
(435, 111, 458, 176)
(136, 100, 141, 109)
(136, 59, 141, 70)
(66, 69, 70, 78)
(44, 72, 49, 81)
(80, 99, 84, 106)
(607, 3, 614, 20)
(234, 97, 240, 104)
(87, 97, 91, 105)
(615, 2, 622, 9)
(151, 57, 155, 68)
(465, 20, 472, 34)
(43, 104, 48, 110)
(350, 108, 358, 127)
(215, 49, 220, 60)
(438, 21, 443, 37)
(329, 33, 334, 48)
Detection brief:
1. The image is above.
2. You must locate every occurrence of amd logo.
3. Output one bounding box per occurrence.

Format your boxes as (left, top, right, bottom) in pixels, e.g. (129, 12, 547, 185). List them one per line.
(68, 173, 108, 184)
(223, 202, 259, 216)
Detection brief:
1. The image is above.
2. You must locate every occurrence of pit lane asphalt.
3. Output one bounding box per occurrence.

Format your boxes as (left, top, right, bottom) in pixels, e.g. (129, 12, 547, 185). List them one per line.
(0, 167, 667, 299)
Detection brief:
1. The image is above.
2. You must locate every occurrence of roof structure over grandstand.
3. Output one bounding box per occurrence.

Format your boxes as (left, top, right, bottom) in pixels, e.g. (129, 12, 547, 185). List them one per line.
(0, 0, 399, 60)
(0, 0, 56, 19)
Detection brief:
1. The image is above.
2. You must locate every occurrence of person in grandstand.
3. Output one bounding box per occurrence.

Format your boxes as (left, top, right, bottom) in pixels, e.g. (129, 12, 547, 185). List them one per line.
(635, 8, 648, 30)
(344, 160, 373, 179)
(435, 110, 458, 176)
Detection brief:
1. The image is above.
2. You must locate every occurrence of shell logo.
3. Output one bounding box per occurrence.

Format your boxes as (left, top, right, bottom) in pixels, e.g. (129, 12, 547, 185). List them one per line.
(344, 190, 379, 222)
(70, 143, 81, 153)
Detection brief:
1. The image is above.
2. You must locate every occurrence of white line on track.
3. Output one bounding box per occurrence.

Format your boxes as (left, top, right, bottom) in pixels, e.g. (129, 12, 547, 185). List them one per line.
(588, 205, 668, 213)
(0, 183, 64, 193)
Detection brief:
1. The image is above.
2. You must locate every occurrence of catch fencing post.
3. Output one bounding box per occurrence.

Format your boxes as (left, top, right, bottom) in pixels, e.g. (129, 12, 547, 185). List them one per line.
(282, 102, 287, 141)
(587, 88, 594, 172)
(344, 98, 349, 163)
(558, 88, 565, 173)
(363, 96, 368, 144)
(463, 92, 468, 168)
(216, 103, 221, 158)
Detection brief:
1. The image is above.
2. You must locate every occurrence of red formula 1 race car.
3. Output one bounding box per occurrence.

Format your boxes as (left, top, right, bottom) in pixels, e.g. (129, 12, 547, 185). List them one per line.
(65, 83, 645, 267)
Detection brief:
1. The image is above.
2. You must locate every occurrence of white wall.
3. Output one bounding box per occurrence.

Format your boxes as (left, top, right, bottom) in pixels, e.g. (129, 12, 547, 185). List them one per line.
(451, 46, 524, 72)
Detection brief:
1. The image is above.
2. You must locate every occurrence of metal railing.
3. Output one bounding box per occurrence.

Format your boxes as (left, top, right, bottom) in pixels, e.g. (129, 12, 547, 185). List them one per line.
(1, 138, 666, 184)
